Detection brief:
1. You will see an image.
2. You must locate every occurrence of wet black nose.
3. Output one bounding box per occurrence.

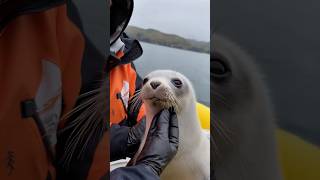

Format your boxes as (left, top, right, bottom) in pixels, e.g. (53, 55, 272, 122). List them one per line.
(150, 81, 161, 89)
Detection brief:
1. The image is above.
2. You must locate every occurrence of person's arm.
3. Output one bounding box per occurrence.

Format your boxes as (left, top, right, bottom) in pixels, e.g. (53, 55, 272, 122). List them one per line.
(110, 124, 130, 161)
(110, 118, 146, 161)
(110, 164, 159, 180)
(109, 62, 146, 162)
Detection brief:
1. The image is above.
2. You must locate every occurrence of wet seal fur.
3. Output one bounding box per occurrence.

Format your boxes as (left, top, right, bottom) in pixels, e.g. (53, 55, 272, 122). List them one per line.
(212, 34, 282, 180)
(130, 70, 210, 180)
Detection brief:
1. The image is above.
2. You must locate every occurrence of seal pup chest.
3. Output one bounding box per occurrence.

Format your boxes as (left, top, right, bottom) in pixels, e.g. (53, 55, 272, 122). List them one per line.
(161, 135, 210, 180)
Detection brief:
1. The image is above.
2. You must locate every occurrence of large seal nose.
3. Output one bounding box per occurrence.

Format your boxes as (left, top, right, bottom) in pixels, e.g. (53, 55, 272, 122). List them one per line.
(150, 81, 161, 89)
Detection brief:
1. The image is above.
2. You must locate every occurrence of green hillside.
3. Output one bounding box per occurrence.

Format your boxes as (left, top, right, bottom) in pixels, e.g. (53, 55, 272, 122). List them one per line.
(125, 26, 210, 54)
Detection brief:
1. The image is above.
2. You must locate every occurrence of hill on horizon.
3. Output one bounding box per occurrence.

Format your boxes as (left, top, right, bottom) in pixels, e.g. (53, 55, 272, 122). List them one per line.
(125, 26, 210, 54)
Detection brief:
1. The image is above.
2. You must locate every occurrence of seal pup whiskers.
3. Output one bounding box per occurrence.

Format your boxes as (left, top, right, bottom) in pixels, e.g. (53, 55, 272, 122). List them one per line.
(131, 70, 210, 180)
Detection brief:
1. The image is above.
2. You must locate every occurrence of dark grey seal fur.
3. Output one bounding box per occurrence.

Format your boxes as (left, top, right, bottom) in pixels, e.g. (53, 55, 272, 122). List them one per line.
(212, 34, 282, 180)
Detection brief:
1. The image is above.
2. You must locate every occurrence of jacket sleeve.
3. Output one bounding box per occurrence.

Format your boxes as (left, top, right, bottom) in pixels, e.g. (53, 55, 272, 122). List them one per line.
(110, 124, 130, 161)
(110, 164, 159, 180)
(110, 114, 160, 180)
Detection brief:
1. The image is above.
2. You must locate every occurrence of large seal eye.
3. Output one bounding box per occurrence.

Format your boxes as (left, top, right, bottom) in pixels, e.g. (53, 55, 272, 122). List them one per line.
(143, 78, 149, 85)
(171, 79, 183, 88)
(212, 56, 231, 80)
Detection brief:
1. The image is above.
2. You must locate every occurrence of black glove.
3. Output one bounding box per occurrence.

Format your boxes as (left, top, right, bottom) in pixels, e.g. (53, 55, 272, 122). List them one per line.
(110, 118, 146, 161)
(132, 109, 179, 176)
(126, 118, 146, 157)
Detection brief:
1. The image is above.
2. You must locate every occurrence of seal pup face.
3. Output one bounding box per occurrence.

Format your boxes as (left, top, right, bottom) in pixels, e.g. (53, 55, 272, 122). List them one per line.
(128, 70, 196, 165)
(212, 34, 271, 155)
(211, 34, 267, 163)
(211, 34, 281, 180)
(140, 70, 194, 114)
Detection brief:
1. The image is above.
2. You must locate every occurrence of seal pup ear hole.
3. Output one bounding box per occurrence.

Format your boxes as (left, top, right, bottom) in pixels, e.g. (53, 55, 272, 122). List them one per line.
(211, 52, 231, 81)
(171, 78, 183, 88)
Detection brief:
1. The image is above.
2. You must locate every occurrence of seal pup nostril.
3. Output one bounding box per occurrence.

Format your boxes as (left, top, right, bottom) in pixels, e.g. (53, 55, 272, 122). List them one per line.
(150, 81, 161, 89)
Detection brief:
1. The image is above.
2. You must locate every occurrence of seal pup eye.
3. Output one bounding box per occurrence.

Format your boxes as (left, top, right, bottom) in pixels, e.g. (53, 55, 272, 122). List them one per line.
(212, 56, 230, 80)
(143, 78, 149, 85)
(171, 79, 183, 88)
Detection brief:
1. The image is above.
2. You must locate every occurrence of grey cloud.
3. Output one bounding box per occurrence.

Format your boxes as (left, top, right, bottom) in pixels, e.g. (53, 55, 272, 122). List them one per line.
(129, 0, 210, 41)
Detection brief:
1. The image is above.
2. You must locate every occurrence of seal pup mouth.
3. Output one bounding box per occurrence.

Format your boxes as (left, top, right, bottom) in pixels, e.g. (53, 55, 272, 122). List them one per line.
(148, 97, 164, 106)
(144, 94, 180, 113)
(146, 96, 168, 103)
(146, 96, 160, 101)
(130, 88, 180, 114)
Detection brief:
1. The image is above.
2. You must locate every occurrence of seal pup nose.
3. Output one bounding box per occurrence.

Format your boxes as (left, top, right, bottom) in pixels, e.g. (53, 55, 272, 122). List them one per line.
(150, 81, 161, 89)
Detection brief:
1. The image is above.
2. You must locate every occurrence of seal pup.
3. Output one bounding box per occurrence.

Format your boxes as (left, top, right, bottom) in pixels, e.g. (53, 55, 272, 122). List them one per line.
(212, 34, 282, 180)
(131, 70, 210, 180)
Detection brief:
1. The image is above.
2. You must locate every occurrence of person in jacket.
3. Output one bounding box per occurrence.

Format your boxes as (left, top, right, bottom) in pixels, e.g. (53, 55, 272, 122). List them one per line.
(0, 1, 110, 179)
(108, 0, 179, 179)
(0, 0, 179, 179)
(0, 1, 85, 179)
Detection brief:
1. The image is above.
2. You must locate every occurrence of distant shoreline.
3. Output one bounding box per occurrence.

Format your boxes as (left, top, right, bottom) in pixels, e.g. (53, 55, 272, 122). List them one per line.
(140, 41, 210, 55)
(125, 26, 210, 54)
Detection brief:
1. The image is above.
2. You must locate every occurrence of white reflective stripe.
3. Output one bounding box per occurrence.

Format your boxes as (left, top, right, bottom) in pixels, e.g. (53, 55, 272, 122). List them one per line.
(35, 60, 62, 147)
(110, 158, 130, 171)
(110, 38, 125, 55)
(121, 81, 130, 109)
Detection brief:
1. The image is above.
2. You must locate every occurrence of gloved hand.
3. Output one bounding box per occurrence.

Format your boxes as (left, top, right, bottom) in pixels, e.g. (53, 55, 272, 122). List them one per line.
(133, 109, 179, 176)
(126, 118, 146, 157)
(110, 117, 146, 161)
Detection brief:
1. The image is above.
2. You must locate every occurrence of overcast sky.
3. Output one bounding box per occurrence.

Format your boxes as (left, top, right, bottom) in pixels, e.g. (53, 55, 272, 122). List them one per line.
(129, 0, 210, 42)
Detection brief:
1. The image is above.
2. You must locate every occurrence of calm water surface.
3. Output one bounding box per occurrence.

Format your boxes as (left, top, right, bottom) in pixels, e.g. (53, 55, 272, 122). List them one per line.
(134, 42, 210, 106)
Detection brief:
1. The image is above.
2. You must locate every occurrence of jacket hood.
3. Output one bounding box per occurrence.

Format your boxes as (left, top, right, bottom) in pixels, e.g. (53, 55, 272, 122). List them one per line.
(110, 0, 133, 45)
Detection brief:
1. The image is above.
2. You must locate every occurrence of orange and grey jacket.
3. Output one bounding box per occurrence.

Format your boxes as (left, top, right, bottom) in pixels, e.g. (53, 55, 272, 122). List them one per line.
(109, 34, 145, 126)
(109, 35, 159, 180)
(109, 0, 145, 126)
(0, 1, 109, 180)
